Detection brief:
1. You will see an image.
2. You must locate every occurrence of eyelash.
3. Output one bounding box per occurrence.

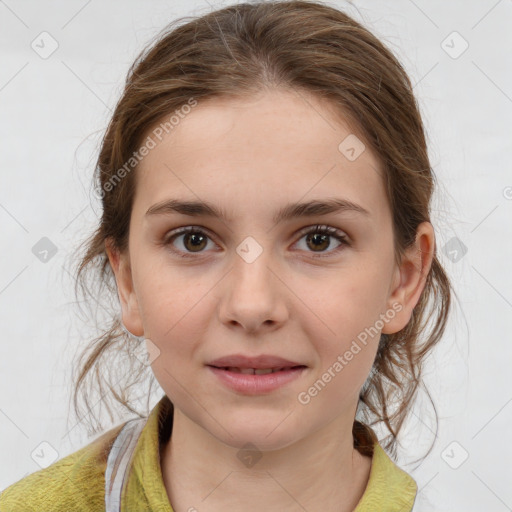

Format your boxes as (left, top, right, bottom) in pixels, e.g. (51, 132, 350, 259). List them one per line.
(162, 224, 350, 260)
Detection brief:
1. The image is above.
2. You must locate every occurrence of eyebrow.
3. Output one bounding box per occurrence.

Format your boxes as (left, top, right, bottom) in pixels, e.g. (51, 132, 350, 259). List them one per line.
(145, 197, 370, 224)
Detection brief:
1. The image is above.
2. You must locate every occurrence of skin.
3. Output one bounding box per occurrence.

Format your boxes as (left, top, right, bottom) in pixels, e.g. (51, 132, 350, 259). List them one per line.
(106, 88, 434, 512)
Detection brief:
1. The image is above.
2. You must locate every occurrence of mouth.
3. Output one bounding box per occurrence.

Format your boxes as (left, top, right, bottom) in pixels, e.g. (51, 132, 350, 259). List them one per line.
(206, 365, 308, 394)
(208, 365, 307, 375)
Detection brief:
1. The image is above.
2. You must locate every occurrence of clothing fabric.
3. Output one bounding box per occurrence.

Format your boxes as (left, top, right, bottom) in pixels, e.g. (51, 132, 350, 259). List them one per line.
(105, 417, 146, 511)
(0, 395, 417, 511)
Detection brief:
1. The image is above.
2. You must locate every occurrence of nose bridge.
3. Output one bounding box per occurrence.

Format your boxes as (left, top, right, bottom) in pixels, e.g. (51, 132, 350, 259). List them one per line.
(232, 233, 275, 294)
(218, 232, 287, 330)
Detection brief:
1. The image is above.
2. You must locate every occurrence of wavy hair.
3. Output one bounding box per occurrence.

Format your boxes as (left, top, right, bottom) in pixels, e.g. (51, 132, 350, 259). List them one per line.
(69, 0, 453, 463)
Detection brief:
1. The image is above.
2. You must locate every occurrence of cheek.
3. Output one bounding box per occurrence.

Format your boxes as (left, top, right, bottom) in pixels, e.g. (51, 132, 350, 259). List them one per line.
(135, 248, 198, 319)
(295, 265, 386, 390)
(135, 266, 220, 363)
(144, 283, 210, 403)
(303, 332, 378, 412)
(296, 264, 389, 338)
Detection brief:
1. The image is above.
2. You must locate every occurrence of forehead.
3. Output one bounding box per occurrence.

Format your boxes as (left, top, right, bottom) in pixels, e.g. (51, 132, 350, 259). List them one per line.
(134, 89, 388, 223)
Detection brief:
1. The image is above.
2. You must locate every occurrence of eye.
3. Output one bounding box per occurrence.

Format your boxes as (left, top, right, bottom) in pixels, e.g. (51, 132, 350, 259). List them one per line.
(162, 224, 349, 259)
(293, 224, 349, 258)
(163, 226, 216, 258)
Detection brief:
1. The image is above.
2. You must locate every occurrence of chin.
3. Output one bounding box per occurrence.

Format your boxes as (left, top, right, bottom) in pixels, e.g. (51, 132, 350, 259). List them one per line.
(206, 411, 304, 452)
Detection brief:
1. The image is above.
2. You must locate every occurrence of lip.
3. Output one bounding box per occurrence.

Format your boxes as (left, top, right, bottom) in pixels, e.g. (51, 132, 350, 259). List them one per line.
(207, 365, 307, 395)
(207, 354, 304, 370)
(206, 354, 307, 395)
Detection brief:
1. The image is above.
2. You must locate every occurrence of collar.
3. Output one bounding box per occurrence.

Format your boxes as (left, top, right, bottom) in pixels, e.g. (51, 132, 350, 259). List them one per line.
(122, 395, 417, 511)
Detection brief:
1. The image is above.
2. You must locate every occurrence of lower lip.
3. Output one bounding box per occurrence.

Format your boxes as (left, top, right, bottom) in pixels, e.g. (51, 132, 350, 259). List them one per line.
(207, 366, 307, 395)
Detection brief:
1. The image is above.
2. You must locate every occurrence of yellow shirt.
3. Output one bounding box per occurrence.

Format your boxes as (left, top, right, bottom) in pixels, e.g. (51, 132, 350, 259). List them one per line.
(0, 395, 417, 511)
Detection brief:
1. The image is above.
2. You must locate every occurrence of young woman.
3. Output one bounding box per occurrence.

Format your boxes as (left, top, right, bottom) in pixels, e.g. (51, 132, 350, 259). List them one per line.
(0, 1, 452, 510)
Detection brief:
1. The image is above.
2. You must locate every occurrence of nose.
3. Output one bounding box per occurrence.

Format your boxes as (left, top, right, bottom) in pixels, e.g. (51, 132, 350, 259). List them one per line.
(217, 243, 288, 334)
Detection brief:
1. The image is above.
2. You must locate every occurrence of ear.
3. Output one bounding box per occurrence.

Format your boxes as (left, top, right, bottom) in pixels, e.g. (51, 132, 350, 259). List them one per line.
(105, 237, 144, 337)
(382, 221, 435, 334)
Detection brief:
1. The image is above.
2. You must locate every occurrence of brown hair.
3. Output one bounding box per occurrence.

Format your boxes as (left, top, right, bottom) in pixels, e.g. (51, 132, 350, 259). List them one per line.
(70, 0, 453, 463)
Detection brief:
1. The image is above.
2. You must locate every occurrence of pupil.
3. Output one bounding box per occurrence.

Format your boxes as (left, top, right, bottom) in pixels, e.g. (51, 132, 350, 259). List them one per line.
(308, 233, 329, 251)
(187, 233, 206, 250)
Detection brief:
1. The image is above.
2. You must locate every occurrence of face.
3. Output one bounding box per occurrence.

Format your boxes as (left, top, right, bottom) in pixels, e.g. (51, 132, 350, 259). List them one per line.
(107, 88, 433, 451)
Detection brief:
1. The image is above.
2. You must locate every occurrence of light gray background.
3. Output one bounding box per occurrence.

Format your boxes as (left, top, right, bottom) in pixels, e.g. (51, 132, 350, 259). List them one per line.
(1, 1, 511, 510)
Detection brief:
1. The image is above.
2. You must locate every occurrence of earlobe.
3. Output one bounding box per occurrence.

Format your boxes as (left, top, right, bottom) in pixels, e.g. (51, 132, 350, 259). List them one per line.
(382, 222, 435, 334)
(105, 238, 145, 337)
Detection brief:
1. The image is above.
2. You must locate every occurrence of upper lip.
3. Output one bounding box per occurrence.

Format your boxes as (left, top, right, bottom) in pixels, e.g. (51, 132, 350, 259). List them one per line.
(207, 354, 306, 369)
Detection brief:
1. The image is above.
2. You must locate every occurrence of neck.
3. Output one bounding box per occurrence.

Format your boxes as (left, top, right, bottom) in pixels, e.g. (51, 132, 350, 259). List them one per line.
(160, 408, 372, 512)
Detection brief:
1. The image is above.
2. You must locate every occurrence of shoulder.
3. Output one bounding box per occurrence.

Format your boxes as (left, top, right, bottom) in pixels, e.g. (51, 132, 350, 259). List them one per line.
(0, 423, 125, 512)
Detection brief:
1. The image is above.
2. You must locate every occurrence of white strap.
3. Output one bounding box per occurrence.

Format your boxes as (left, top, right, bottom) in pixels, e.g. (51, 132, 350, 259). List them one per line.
(105, 418, 146, 512)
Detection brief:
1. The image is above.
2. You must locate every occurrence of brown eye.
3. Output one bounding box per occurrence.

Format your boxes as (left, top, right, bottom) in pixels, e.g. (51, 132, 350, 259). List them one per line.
(164, 227, 214, 257)
(305, 232, 331, 252)
(295, 225, 349, 257)
(182, 231, 208, 252)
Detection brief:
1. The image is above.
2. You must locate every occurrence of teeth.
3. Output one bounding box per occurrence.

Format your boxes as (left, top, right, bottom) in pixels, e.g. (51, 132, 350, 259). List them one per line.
(226, 367, 253, 374)
(254, 368, 274, 375)
(225, 367, 287, 374)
